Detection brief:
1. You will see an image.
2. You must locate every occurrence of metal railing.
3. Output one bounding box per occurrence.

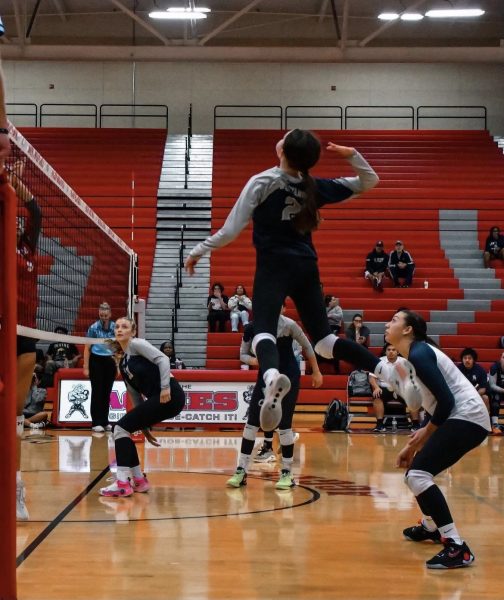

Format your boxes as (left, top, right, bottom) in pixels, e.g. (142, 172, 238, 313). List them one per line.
(345, 105, 415, 129)
(416, 105, 487, 130)
(6, 103, 38, 127)
(214, 105, 283, 130)
(40, 103, 98, 127)
(171, 225, 186, 336)
(284, 105, 343, 130)
(99, 104, 168, 129)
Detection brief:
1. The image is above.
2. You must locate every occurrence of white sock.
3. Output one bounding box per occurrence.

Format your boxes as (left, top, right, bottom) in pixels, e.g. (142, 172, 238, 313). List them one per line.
(131, 465, 143, 479)
(491, 416, 499, 426)
(116, 467, 131, 483)
(421, 515, 437, 532)
(281, 456, 294, 472)
(438, 523, 463, 545)
(238, 453, 252, 470)
(263, 368, 279, 387)
(17, 414, 24, 437)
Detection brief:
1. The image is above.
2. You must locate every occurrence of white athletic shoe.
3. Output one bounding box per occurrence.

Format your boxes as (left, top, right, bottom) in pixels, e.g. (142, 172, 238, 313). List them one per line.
(16, 480, 29, 521)
(92, 425, 105, 433)
(259, 373, 291, 432)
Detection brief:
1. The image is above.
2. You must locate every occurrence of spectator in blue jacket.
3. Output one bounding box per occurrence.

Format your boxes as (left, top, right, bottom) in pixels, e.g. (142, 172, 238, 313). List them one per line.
(389, 240, 415, 288)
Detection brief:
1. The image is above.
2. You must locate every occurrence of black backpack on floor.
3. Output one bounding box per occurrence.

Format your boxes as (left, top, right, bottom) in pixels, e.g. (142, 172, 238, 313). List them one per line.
(323, 399, 349, 431)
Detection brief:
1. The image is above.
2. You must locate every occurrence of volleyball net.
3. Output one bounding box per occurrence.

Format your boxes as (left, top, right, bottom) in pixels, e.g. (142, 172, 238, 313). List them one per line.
(8, 123, 136, 342)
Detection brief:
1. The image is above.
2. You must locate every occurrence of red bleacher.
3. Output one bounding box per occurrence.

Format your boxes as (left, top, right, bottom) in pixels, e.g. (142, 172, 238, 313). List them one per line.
(207, 129, 504, 408)
(20, 127, 166, 302)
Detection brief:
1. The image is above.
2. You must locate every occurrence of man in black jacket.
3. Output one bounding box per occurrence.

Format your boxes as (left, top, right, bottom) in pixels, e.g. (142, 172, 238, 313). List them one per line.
(389, 240, 415, 288)
(365, 240, 389, 292)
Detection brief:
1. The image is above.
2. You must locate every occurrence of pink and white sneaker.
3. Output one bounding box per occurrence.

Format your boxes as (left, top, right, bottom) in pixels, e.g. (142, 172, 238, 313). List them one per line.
(99, 479, 133, 497)
(132, 475, 150, 493)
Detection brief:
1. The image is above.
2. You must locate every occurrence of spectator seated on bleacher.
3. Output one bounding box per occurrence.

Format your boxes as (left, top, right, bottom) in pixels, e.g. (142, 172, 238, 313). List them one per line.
(457, 347, 489, 412)
(369, 343, 421, 433)
(23, 366, 49, 429)
(388, 240, 415, 288)
(160, 340, 186, 369)
(364, 240, 389, 292)
(227, 284, 252, 332)
(345, 314, 370, 348)
(325, 295, 344, 334)
(483, 225, 504, 269)
(44, 326, 81, 386)
(207, 282, 229, 333)
(489, 351, 504, 436)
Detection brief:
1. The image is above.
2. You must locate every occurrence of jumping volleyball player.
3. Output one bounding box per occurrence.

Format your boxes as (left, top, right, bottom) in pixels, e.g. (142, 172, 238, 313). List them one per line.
(12, 160, 41, 520)
(186, 129, 385, 431)
(227, 306, 323, 490)
(99, 317, 186, 497)
(386, 310, 490, 569)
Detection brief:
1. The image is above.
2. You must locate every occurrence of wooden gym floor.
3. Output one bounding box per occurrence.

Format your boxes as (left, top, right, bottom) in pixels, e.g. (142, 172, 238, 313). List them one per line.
(15, 427, 504, 600)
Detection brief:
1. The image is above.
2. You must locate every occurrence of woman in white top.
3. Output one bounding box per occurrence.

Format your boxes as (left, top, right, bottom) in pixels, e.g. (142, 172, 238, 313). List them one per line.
(385, 309, 490, 570)
(227, 284, 252, 332)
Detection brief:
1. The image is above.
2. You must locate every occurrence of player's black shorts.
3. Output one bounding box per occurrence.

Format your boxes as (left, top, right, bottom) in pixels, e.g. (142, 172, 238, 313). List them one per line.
(17, 335, 37, 356)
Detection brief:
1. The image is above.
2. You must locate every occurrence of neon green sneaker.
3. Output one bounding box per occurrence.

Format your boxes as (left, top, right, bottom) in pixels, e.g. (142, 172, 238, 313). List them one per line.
(226, 467, 247, 488)
(275, 469, 295, 490)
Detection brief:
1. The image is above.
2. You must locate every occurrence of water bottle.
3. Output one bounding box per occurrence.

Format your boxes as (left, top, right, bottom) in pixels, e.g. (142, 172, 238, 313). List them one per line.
(391, 417, 397, 433)
(423, 280, 429, 289)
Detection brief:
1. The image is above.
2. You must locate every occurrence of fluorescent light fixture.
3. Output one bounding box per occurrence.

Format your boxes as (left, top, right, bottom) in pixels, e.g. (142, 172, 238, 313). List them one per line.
(426, 9, 485, 18)
(378, 12, 399, 21)
(149, 7, 210, 20)
(400, 12, 424, 21)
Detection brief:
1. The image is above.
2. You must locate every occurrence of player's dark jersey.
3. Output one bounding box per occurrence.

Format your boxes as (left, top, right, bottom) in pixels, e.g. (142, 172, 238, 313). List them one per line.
(120, 338, 171, 399)
(457, 363, 488, 390)
(190, 150, 378, 261)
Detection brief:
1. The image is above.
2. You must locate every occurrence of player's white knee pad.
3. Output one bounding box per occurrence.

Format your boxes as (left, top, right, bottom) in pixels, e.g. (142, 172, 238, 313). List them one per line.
(17, 415, 24, 437)
(314, 334, 337, 360)
(243, 423, 259, 441)
(405, 469, 434, 496)
(113, 424, 131, 441)
(251, 332, 276, 356)
(279, 428, 295, 447)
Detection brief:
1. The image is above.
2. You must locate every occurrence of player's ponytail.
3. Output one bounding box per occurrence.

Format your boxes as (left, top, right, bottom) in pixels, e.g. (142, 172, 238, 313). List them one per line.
(282, 129, 321, 234)
(400, 309, 439, 347)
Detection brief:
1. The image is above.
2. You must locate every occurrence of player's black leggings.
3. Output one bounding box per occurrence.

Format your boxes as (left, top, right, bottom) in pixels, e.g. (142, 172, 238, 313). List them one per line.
(490, 392, 502, 418)
(252, 254, 379, 372)
(89, 353, 117, 427)
(114, 378, 186, 468)
(409, 419, 488, 529)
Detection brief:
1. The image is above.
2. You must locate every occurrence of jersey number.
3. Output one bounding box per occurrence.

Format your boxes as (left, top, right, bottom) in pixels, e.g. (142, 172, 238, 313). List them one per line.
(281, 196, 302, 221)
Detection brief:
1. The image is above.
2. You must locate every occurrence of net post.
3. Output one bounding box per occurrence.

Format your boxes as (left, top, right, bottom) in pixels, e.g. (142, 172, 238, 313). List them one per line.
(0, 178, 18, 600)
(134, 298, 146, 339)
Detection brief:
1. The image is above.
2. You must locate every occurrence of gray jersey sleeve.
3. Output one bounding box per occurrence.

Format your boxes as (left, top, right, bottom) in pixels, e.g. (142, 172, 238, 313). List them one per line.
(489, 372, 504, 394)
(282, 317, 315, 359)
(129, 338, 171, 389)
(189, 172, 268, 258)
(333, 150, 379, 196)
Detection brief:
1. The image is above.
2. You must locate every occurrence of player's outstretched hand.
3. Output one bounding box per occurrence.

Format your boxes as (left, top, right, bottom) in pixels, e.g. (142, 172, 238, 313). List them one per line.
(326, 143, 355, 158)
(185, 254, 199, 275)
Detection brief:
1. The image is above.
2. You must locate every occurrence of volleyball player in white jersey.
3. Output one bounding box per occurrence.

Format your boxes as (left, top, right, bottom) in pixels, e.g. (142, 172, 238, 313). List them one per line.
(385, 309, 490, 570)
(186, 129, 381, 432)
